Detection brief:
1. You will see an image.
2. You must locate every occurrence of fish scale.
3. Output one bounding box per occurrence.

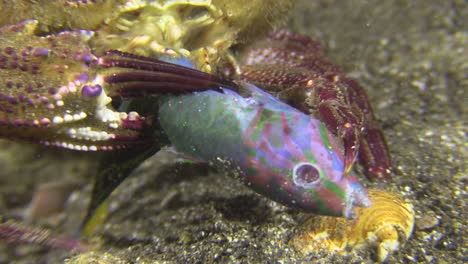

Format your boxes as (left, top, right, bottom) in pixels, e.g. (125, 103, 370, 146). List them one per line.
(159, 89, 251, 165)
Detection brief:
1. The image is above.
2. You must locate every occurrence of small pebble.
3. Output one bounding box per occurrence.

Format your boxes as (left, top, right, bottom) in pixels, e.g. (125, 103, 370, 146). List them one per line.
(416, 214, 440, 230)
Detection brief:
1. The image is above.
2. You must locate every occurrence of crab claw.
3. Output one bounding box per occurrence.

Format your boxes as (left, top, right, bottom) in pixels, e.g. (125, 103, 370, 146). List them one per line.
(0, 20, 236, 151)
(98, 50, 237, 98)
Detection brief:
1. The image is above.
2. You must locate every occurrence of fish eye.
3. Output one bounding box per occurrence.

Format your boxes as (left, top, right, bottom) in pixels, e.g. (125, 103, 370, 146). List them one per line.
(293, 163, 320, 188)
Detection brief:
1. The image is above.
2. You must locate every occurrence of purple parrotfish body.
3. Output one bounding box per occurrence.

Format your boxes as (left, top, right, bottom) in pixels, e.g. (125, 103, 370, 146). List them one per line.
(158, 81, 370, 218)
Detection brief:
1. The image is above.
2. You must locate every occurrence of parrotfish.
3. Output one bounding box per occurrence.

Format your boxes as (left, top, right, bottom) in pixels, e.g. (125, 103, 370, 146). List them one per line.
(158, 81, 370, 218)
(81, 60, 371, 234)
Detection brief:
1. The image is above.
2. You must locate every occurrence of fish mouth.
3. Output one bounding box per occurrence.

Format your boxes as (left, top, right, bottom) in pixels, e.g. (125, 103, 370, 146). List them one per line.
(343, 182, 372, 219)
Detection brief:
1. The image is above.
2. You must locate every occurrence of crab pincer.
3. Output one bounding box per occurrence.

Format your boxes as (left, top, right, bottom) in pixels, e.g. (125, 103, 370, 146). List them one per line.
(0, 20, 235, 151)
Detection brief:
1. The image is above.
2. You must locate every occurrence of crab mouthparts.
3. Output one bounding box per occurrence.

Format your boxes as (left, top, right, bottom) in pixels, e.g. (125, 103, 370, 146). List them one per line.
(343, 183, 372, 219)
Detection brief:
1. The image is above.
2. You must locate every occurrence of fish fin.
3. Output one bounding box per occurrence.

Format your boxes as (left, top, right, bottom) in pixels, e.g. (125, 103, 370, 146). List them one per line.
(79, 199, 109, 238)
(177, 155, 204, 164)
(165, 146, 205, 164)
(237, 81, 298, 112)
(77, 145, 161, 236)
(158, 56, 196, 69)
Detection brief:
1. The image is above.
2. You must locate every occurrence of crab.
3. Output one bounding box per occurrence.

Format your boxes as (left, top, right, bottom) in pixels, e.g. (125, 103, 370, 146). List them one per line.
(0, 0, 391, 178)
(0, 0, 292, 152)
(0, 0, 393, 253)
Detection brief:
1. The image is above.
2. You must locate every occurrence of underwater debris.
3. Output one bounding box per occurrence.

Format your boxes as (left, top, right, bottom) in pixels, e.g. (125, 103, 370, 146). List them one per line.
(290, 189, 415, 262)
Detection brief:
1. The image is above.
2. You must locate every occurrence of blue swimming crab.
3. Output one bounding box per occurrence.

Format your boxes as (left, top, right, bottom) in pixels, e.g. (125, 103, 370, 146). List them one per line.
(0, 0, 397, 257)
(0, 0, 292, 151)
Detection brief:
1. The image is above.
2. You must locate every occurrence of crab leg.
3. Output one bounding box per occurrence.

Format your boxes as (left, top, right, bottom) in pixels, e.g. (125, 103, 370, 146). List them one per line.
(0, 220, 88, 252)
(358, 119, 393, 178)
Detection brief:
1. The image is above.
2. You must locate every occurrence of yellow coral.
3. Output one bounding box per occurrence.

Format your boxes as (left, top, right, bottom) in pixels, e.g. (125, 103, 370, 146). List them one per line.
(290, 189, 415, 262)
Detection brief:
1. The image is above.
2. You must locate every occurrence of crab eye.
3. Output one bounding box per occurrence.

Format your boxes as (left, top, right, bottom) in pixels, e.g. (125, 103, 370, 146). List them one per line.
(293, 163, 320, 187)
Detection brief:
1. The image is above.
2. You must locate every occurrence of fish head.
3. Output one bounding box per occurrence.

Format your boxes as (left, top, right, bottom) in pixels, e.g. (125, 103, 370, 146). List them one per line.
(243, 104, 370, 219)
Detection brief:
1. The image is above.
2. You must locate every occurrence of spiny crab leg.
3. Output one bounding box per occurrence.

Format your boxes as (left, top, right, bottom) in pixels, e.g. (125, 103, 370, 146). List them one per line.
(0, 220, 88, 252)
(358, 119, 393, 177)
(238, 31, 392, 180)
